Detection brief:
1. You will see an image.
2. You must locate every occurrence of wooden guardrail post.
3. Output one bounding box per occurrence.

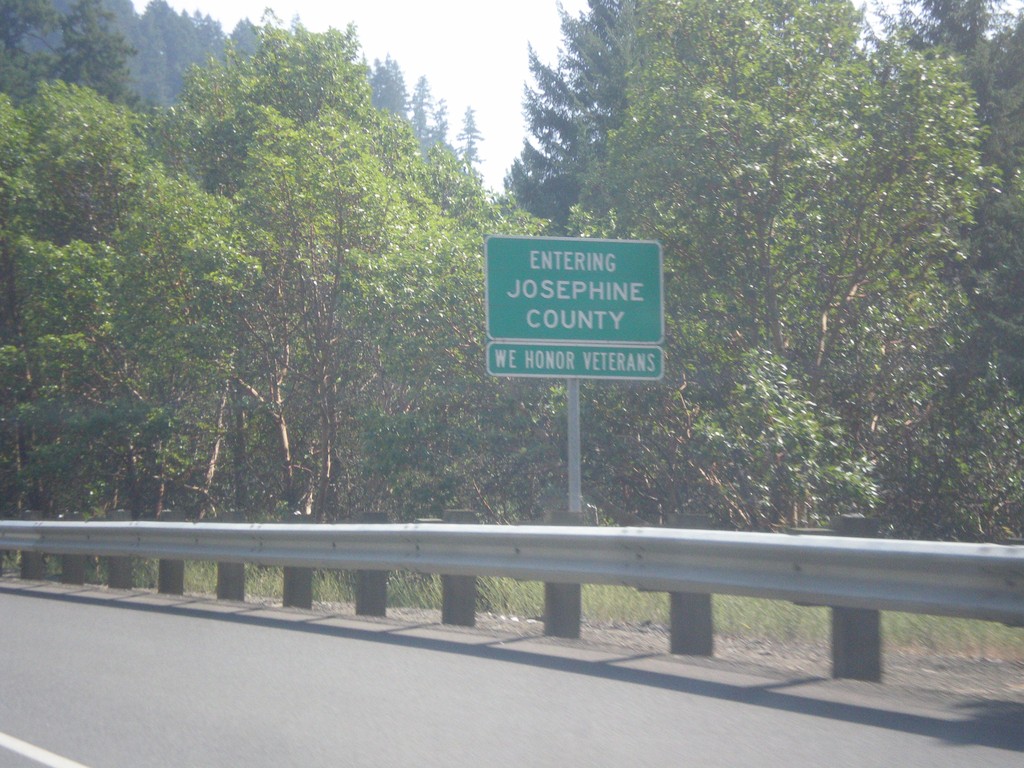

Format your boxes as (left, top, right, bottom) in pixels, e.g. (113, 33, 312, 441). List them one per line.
(20, 510, 46, 580)
(441, 510, 478, 627)
(216, 511, 245, 602)
(666, 513, 715, 656)
(217, 560, 245, 601)
(59, 512, 87, 585)
(282, 515, 314, 609)
(544, 581, 582, 638)
(283, 565, 314, 608)
(157, 509, 186, 595)
(543, 511, 582, 639)
(0, 516, 8, 574)
(106, 509, 134, 589)
(831, 513, 882, 681)
(355, 512, 388, 616)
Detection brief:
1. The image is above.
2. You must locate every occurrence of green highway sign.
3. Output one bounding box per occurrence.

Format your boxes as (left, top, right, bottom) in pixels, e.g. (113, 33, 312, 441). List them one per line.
(486, 236, 663, 345)
(488, 343, 663, 380)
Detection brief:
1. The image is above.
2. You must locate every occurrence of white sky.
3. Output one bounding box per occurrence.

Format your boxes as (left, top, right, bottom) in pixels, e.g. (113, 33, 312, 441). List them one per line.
(130, 0, 590, 190)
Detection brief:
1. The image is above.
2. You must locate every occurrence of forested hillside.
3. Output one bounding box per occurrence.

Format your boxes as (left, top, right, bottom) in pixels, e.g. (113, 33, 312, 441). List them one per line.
(1, 0, 1022, 541)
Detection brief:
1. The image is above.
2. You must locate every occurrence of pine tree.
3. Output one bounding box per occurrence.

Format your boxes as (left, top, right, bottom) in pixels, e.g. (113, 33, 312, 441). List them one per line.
(901, 0, 994, 53)
(457, 106, 483, 171)
(230, 19, 258, 57)
(506, 0, 637, 231)
(369, 55, 407, 116)
(130, 1, 229, 106)
(409, 75, 433, 152)
(54, 0, 135, 104)
(409, 76, 449, 154)
(0, 0, 58, 101)
(432, 98, 448, 148)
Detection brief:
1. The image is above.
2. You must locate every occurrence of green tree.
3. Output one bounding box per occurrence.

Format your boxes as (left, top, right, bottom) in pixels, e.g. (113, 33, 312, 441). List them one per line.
(104, 170, 249, 517)
(0, 0, 58, 101)
(0, 85, 134, 514)
(1, 15, 616, 526)
(369, 54, 407, 116)
(881, 0, 1024, 538)
(26, 81, 143, 245)
(506, 0, 637, 231)
(577, 0, 986, 530)
(168, 22, 575, 522)
(456, 106, 482, 171)
(0, 93, 35, 513)
(900, 2, 1024, 395)
(409, 75, 449, 154)
(165, 21, 371, 198)
(54, 0, 135, 103)
(0, 77, 254, 519)
(692, 351, 878, 529)
(130, 1, 228, 106)
(900, 0, 995, 52)
(171, 24, 475, 519)
(229, 19, 258, 57)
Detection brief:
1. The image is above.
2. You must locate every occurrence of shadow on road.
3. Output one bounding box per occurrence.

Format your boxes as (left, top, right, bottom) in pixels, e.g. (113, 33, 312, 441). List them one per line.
(4, 578, 1022, 753)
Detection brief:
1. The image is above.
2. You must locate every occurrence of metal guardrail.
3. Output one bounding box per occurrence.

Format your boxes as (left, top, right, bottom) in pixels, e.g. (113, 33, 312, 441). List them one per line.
(2, 520, 1022, 625)
(3, 520, 1023, 683)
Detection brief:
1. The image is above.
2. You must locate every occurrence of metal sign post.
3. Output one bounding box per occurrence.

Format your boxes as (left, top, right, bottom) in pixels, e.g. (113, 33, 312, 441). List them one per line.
(567, 377, 582, 516)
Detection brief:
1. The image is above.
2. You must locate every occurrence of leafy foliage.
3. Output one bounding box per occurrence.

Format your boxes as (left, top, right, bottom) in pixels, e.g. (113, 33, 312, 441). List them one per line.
(564, 0, 1016, 534)
(692, 351, 879, 529)
(0, 4, 1021, 541)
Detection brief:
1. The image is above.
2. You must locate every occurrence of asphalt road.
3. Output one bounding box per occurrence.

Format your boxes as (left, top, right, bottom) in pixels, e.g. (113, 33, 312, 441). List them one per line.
(1, 579, 1022, 767)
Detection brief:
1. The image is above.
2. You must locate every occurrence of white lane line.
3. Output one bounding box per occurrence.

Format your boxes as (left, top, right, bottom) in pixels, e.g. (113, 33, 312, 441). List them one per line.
(0, 731, 92, 768)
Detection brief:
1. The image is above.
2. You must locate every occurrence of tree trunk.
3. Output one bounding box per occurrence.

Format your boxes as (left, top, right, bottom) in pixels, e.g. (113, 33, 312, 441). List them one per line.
(760, 246, 785, 354)
(313, 380, 336, 522)
(229, 381, 248, 515)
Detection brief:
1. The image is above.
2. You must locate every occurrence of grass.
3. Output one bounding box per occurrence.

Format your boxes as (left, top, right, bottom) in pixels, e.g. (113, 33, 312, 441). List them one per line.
(582, 583, 1024, 659)
(5, 552, 1023, 659)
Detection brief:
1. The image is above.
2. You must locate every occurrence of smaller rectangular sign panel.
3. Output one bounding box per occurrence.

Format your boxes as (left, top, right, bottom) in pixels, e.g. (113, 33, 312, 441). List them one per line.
(487, 343, 663, 380)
